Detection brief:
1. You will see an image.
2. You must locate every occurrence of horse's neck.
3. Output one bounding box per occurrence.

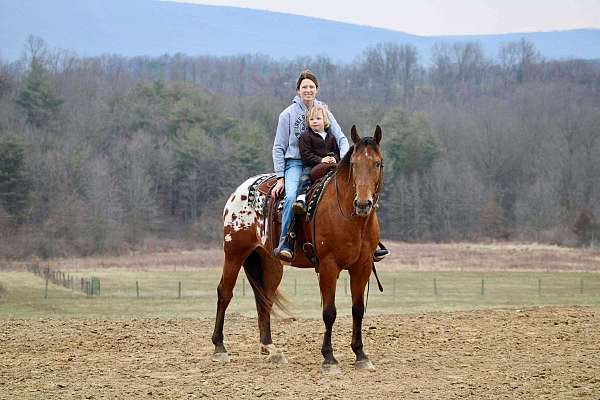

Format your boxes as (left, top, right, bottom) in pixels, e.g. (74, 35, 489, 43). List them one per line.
(335, 168, 354, 205)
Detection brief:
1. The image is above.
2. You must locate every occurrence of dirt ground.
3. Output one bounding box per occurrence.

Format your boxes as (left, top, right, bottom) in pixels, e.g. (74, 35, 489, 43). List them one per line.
(1, 307, 599, 399)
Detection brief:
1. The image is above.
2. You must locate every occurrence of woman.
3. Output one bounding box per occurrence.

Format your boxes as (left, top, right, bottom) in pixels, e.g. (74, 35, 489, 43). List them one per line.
(271, 70, 349, 260)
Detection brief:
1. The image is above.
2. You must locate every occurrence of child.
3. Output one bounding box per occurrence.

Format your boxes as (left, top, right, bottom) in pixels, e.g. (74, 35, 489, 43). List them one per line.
(292, 105, 340, 214)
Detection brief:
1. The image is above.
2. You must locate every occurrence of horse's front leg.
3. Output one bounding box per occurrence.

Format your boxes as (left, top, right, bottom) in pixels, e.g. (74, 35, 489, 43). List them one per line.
(319, 261, 340, 374)
(349, 265, 376, 371)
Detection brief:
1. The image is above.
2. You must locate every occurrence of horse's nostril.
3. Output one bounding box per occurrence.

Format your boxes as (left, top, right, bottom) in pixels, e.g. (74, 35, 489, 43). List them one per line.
(354, 199, 373, 211)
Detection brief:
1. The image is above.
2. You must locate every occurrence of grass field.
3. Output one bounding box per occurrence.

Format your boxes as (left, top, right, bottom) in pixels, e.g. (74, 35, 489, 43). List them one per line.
(1, 267, 600, 319)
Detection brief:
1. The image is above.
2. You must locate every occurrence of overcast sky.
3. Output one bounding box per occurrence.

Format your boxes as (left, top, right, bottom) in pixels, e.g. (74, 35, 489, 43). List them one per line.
(166, 0, 600, 36)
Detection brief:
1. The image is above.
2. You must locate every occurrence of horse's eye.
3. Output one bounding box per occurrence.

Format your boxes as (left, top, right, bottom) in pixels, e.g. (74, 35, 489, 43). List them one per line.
(375, 161, 381, 168)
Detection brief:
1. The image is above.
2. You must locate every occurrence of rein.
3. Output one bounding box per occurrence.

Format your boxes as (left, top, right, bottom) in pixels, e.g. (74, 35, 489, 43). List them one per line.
(334, 170, 354, 220)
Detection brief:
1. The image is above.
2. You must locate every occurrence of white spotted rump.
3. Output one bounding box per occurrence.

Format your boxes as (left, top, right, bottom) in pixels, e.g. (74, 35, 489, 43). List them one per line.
(223, 174, 270, 233)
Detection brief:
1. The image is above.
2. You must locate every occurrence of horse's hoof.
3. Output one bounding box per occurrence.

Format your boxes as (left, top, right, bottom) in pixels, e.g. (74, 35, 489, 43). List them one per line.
(260, 344, 288, 364)
(355, 359, 375, 371)
(321, 363, 341, 375)
(268, 352, 288, 364)
(211, 352, 230, 363)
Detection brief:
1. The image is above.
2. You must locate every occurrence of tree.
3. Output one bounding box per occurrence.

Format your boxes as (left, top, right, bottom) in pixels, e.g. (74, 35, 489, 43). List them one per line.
(573, 209, 600, 246)
(0, 136, 30, 223)
(16, 53, 63, 129)
(499, 39, 542, 84)
(380, 109, 442, 240)
(382, 109, 441, 178)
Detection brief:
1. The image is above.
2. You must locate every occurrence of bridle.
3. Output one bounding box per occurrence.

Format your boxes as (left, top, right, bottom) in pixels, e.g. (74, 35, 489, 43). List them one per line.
(334, 148, 384, 220)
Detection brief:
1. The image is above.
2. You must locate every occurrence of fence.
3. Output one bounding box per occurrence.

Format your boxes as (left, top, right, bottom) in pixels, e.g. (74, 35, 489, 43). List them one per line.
(27, 263, 101, 297)
(23, 266, 600, 310)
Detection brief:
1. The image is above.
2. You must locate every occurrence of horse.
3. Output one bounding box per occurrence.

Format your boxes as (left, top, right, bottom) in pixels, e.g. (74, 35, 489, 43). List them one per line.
(212, 125, 384, 373)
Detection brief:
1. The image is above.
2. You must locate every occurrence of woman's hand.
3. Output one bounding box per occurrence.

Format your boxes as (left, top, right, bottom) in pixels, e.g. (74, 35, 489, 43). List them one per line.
(271, 178, 284, 198)
(321, 156, 337, 164)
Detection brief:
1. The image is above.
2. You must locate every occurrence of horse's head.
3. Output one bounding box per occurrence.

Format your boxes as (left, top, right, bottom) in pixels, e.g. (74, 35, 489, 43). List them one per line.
(348, 125, 383, 217)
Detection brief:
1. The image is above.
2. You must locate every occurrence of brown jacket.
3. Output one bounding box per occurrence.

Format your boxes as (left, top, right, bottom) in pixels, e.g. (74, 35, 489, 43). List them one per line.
(299, 129, 341, 167)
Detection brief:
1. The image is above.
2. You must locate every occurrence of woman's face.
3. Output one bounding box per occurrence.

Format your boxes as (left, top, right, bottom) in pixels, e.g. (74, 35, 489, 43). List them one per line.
(297, 78, 317, 104)
(309, 110, 325, 132)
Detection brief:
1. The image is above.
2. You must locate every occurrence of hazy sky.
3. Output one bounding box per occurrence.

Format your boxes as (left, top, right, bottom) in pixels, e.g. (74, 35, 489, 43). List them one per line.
(166, 0, 600, 36)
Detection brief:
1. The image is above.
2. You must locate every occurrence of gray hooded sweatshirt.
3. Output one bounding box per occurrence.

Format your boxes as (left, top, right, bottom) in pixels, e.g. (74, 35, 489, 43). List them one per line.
(272, 95, 350, 178)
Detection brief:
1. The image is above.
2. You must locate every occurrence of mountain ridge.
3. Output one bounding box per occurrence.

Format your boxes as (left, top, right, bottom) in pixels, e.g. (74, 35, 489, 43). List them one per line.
(1, 0, 599, 62)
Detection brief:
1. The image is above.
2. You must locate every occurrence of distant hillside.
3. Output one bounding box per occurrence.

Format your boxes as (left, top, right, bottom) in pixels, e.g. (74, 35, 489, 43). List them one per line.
(1, 0, 599, 62)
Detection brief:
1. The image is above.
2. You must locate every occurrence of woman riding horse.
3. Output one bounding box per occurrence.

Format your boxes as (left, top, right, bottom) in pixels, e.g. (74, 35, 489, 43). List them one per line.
(271, 70, 349, 260)
(271, 70, 389, 262)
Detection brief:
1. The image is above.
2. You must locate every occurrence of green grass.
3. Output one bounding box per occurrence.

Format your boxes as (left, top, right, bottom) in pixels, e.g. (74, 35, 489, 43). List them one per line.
(1, 269, 600, 319)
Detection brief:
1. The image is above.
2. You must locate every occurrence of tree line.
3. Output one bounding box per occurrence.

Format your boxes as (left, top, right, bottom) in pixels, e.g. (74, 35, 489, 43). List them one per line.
(1, 36, 599, 259)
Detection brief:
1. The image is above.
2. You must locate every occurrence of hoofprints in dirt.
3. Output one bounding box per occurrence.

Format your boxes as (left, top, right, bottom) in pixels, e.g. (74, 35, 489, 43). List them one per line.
(1, 307, 598, 399)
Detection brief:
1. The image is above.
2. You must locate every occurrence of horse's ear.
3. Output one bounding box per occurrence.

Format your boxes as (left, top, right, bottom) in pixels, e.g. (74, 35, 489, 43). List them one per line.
(374, 125, 382, 144)
(351, 125, 361, 145)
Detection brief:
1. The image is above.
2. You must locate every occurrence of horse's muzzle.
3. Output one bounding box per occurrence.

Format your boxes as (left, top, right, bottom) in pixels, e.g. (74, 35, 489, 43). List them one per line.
(353, 199, 373, 217)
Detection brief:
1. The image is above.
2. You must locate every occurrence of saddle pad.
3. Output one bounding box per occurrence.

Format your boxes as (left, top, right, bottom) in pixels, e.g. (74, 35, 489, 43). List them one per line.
(305, 170, 335, 222)
(256, 175, 278, 196)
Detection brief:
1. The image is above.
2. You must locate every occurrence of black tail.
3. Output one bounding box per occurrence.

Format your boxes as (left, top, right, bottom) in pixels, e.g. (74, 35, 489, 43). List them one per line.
(243, 251, 289, 316)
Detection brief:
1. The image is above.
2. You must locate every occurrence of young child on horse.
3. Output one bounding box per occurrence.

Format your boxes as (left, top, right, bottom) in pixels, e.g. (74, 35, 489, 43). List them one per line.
(292, 105, 340, 214)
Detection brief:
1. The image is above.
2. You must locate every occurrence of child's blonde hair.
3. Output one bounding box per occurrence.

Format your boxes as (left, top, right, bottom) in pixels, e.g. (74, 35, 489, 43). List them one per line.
(306, 105, 331, 130)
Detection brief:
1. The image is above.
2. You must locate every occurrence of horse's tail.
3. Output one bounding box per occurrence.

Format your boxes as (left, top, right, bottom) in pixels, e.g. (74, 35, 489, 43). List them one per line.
(242, 250, 290, 317)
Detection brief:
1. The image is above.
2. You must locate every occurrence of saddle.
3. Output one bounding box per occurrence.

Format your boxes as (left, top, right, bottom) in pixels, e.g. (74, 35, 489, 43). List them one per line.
(251, 173, 334, 269)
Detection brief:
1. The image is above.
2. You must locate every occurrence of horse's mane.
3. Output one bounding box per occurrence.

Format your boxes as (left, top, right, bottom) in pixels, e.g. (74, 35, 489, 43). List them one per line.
(336, 137, 380, 174)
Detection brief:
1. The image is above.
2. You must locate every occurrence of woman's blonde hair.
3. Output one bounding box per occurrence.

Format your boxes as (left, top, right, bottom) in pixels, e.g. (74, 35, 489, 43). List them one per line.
(306, 105, 330, 130)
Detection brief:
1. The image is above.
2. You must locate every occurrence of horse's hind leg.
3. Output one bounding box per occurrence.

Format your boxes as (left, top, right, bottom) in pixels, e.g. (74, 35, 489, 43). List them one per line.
(211, 250, 244, 362)
(349, 266, 376, 371)
(245, 250, 287, 363)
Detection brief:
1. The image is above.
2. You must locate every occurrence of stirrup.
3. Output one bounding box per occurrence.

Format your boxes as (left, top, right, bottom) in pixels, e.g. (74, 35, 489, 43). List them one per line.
(373, 248, 390, 262)
(292, 200, 307, 215)
(278, 248, 293, 261)
(273, 241, 293, 261)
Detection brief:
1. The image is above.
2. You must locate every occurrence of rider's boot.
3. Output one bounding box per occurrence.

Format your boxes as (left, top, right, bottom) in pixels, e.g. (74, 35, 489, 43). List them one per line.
(373, 241, 390, 262)
(292, 172, 310, 215)
(274, 236, 293, 261)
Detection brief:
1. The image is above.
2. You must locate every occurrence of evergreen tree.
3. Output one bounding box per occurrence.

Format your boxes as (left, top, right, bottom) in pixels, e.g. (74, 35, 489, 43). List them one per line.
(380, 108, 442, 240)
(0, 136, 30, 223)
(15, 58, 62, 129)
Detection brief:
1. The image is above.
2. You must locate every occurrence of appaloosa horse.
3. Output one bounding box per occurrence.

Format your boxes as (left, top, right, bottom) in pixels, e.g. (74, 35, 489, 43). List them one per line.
(212, 126, 384, 373)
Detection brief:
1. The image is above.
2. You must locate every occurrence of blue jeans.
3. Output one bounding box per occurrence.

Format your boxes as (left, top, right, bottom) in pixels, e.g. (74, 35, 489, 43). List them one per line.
(280, 159, 303, 242)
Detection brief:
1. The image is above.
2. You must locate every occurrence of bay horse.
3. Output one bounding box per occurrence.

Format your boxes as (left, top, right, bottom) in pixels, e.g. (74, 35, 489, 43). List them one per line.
(212, 126, 383, 373)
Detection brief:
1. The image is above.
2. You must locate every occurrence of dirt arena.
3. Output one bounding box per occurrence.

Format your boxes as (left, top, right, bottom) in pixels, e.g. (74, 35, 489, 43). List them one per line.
(1, 307, 599, 399)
